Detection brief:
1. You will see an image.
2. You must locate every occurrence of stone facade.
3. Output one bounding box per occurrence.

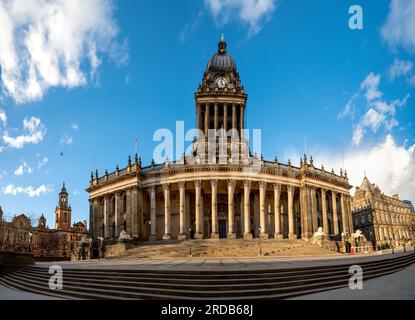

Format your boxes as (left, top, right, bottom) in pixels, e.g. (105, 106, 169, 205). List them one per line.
(87, 37, 354, 244)
(352, 177, 415, 248)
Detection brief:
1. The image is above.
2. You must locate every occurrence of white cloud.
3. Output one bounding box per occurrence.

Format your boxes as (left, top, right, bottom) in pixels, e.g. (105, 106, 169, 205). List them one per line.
(352, 127, 364, 146)
(0, 0, 126, 104)
(204, 0, 277, 37)
(360, 109, 386, 133)
(0, 146, 4, 153)
(381, 0, 415, 53)
(389, 58, 413, 80)
(288, 135, 415, 202)
(14, 162, 33, 176)
(316, 135, 415, 201)
(60, 133, 73, 145)
(360, 73, 382, 102)
(70, 123, 79, 131)
(37, 156, 48, 169)
(2, 116, 46, 149)
(341, 72, 410, 146)
(0, 110, 6, 126)
(2, 184, 51, 197)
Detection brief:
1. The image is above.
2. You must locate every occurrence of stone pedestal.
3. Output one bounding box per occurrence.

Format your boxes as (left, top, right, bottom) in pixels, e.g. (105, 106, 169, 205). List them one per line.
(178, 234, 187, 240)
(227, 233, 236, 239)
(149, 235, 157, 242)
(211, 233, 220, 240)
(289, 234, 297, 240)
(194, 233, 203, 240)
(260, 233, 269, 240)
(163, 234, 172, 240)
(244, 233, 253, 240)
(274, 233, 283, 240)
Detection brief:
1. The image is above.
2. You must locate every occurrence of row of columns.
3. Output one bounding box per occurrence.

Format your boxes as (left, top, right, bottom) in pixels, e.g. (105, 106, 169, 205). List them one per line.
(146, 180, 352, 241)
(375, 226, 413, 242)
(197, 103, 245, 136)
(92, 188, 143, 240)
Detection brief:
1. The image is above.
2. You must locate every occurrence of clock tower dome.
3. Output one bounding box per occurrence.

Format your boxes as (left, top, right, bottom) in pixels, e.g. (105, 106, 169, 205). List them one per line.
(195, 35, 248, 143)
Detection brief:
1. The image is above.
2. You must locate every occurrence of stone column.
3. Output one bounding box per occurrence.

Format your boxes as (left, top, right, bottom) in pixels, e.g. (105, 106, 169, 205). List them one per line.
(243, 180, 252, 239)
(131, 188, 139, 239)
(340, 193, 349, 235)
(240, 105, 245, 138)
(232, 103, 237, 130)
(115, 192, 121, 238)
(149, 186, 156, 241)
(379, 226, 384, 241)
(92, 198, 99, 239)
(195, 180, 203, 239)
(240, 192, 244, 237)
(162, 184, 171, 240)
(227, 180, 236, 238)
(287, 185, 296, 239)
(332, 191, 339, 235)
(204, 104, 210, 136)
(211, 179, 219, 239)
(321, 189, 328, 234)
(185, 193, 190, 237)
(259, 181, 268, 239)
(197, 103, 202, 132)
(104, 196, 110, 239)
(214, 103, 218, 131)
(347, 196, 354, 234)
(300, 187, 310, 239)
(223, 103, 228, 132)
(374, 227, 380, 244)
(125, 189, 132, 236)
(274, 183, 282, 239)
(178, 181, 186, 240)
(311, 187, 318, 232)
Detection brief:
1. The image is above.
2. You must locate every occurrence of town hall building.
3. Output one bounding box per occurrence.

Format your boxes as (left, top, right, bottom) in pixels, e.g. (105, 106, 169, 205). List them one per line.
(87, 36, 354, 244)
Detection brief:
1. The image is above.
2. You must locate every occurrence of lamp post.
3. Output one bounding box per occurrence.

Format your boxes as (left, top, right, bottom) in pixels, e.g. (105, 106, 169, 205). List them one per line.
(189, 228, 192, 257)
(258, 227, 262, 256)
(28, 232, 33, 254)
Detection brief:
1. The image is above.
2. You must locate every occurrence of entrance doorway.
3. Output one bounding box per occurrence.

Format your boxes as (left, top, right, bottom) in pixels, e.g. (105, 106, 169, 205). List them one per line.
(219, 219, 227, 239)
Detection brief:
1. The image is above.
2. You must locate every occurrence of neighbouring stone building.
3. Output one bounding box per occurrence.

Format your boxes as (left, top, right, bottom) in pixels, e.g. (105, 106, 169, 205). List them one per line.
(87, 36, 354, 245)
(351, 177, 415, 249)
(0, 184, 89, 260)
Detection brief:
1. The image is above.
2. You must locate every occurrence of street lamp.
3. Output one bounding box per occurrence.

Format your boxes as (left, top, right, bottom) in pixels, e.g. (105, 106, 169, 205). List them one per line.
(188, 228, 192, 257)
(258, 227, 262, 255)
(28, 232, 33, 253)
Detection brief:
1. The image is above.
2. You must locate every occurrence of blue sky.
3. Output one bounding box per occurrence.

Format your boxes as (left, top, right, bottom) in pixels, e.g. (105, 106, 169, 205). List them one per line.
(0, 0, 414, 227)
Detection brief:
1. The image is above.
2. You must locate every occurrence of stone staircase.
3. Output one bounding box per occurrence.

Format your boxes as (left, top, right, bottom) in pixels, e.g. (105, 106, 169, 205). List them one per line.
(1, 253, 414, 300)
(114, 239, 340, 259)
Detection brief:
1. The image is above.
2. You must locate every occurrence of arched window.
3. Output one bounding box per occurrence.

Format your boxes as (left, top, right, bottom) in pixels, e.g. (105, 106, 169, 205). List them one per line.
(63, 212, 68, 222)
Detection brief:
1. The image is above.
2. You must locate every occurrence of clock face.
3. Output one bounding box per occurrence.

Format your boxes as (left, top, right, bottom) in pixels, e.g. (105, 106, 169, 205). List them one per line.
(216, 77, 227, 88)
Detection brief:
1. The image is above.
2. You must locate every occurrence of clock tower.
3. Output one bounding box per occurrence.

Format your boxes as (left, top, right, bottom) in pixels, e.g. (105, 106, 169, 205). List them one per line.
(195, 35, 248, 152)
(55, 182, 72, 231)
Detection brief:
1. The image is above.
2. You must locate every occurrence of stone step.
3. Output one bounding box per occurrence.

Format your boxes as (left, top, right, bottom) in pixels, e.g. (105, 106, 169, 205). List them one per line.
(14, 255, 414, 284)
(7, 258, 413, 294)
(1, 254, 413, 299)
(2, 262, 411, 300)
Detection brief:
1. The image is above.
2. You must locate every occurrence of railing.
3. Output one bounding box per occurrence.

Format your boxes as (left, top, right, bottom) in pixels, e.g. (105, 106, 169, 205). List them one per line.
(92, 155, 347, 186)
